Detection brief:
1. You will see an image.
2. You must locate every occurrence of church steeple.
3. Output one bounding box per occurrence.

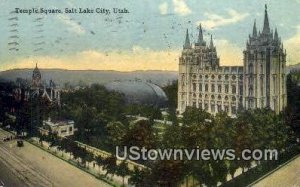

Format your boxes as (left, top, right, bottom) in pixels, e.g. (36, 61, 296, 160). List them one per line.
(32, 62, 41, 87)
(183, 29, 191, 49)
(209, 35, 214, 49)
(252, 20, 257, 37)
(198, 24, 206, 46)
(262, 4, 270, 34)
(274, 27, 278, 40)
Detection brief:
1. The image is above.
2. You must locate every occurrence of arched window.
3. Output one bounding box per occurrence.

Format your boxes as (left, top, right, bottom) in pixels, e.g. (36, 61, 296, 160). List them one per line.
(192, 83, 196, 92)
(225, 85, 229, 93)
(199, 83, 202, 92)
(249, 86, 253, 96)
(232, 85, 236, 94)
(218, 85, 222, 93)
(249, 63, 254, 74)
(211, 84, 215, 92)
(232, 96, 236, 101)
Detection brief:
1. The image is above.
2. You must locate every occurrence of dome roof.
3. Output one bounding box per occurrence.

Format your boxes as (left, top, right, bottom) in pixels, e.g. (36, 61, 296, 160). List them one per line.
(104, 80, 168, 107)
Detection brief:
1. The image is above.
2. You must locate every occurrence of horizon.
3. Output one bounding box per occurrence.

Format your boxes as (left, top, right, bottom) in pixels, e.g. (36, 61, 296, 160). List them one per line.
(0, 67, 179, 72)
(1, 61, 299, 73)
(1, 0, 300, 71)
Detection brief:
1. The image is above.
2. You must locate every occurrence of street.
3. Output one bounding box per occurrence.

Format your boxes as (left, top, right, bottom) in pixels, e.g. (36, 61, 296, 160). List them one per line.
(0, 160, 25, 187)
(0, 128, 112, 187)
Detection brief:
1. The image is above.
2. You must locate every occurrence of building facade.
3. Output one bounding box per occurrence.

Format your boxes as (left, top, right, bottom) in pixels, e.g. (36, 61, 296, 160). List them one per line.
(14, 63, 61, 105)
(178, 6, 286, 116)
(41, 119, 75, 137)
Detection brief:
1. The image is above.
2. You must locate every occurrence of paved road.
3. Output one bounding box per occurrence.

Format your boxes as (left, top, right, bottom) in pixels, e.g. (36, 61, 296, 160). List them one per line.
(0, 128, 112, 187)
(0, 159, 25, 187)
(253, 155, 300, 187)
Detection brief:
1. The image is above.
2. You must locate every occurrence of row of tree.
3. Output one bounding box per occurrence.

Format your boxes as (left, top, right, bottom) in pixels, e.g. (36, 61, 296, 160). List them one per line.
(105, 107, 296, 186)
(38, 132, 133, 187)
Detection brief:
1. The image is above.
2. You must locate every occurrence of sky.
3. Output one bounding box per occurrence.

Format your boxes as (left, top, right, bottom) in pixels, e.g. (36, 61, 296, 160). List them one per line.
(0, 0, 299, 71)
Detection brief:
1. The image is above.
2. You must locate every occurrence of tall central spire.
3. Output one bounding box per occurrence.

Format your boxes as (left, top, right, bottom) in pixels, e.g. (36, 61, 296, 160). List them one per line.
(262, 4, 270, 34)
(274, 28, 279, 41)
(198, 24, 205, 46)
(209, 35, 214, 49)
(183, 29, 191, 49)
(252, 20, 257, 37)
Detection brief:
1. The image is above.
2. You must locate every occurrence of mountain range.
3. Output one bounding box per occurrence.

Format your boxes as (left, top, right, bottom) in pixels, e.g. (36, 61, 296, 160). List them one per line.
(1, 63, 299, 88)
(0, 69, 178, 87)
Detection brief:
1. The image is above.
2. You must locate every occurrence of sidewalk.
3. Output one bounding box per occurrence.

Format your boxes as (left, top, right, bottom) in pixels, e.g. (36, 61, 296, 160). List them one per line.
(30, 137, 129, 186)
(253, 155, 300, 187)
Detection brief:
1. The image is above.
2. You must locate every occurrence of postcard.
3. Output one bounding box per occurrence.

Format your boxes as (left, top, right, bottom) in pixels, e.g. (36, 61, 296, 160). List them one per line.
(0, 0, 299, 187)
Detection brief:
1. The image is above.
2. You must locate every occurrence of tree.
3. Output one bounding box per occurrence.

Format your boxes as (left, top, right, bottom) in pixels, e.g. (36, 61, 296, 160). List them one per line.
(149, 160, 185, 187)
(123, 120, 156, 150)
(129, 167, 151, 187)
(182, 107, 212, 126)
(106, 121, 127, 148)
(39, 134, 47, 146)
(162, 81, 178, 108)
(161, 123, 182, 148)
(116, 161, 130, 186)
(95, 155, 104, 174)
(103, 155, 117, 178)
(233, 110, 254, 173)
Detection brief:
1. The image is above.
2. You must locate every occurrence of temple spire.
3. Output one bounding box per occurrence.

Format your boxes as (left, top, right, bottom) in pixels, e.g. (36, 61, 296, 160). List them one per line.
(274, 27, 278, 40)
(210, 35, 214, 48)
(183, 29, 191, 49)
(262, 4, 270, 34)
(252, 20, 257, 37)
(198, 24, 205, 46)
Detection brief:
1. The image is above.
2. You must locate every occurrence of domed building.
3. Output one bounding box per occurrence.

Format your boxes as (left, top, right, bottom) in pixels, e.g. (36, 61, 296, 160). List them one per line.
(104, 80, 168, 107)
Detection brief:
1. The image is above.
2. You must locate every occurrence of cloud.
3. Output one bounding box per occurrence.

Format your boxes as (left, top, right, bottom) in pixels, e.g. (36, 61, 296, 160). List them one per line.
(199, 9, 249, 29)
(284, 25, 300, 65)
(2, 47, 180, 71)
(2, 40, 244, 71)
(56, 14, 86, 35)
(214, 39, 243, 66)
(159, 2, 168, 15)
(172, 0, 191, 16)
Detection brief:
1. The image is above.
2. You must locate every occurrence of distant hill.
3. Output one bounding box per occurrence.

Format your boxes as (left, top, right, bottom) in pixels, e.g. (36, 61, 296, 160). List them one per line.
(0, 69, 178, 87)
(287, 63, 300, 73)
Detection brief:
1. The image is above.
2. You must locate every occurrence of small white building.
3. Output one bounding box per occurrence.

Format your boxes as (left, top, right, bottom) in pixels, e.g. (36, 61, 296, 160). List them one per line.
(42, 119, 75, 137)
